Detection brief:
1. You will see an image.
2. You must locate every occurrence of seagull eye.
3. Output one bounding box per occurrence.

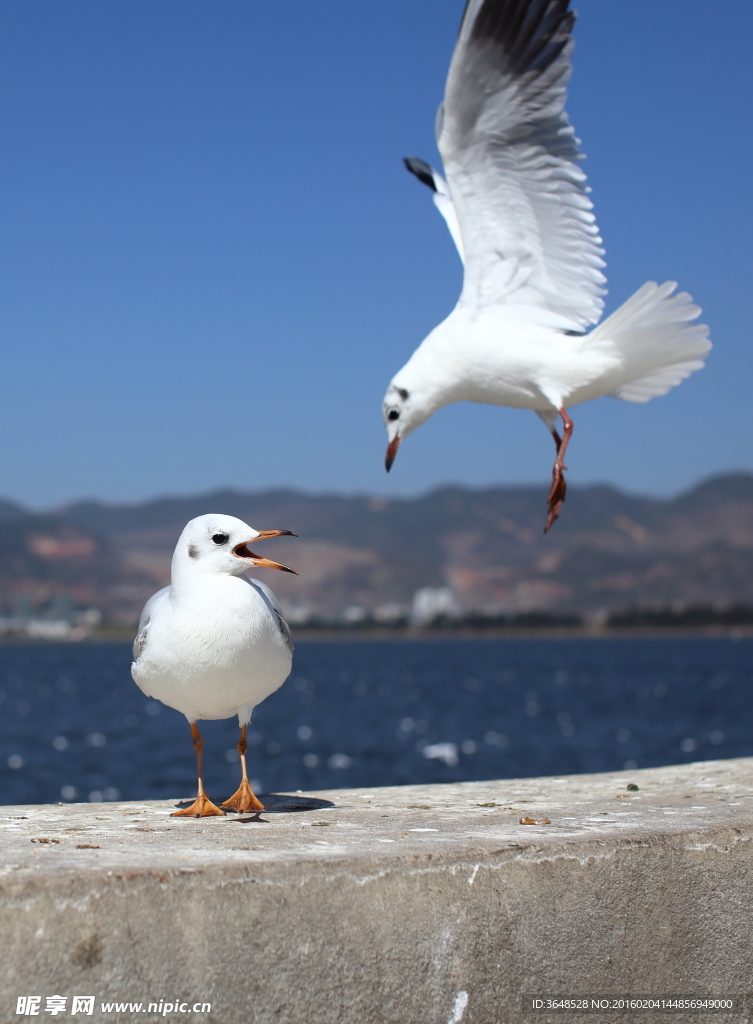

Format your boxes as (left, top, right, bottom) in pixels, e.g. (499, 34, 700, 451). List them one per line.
(388, 409, 400, 421)
(212, 533, 229, 545)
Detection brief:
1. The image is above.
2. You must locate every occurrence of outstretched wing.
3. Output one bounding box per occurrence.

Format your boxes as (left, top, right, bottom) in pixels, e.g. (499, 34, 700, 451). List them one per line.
(438, 0, 605, 329)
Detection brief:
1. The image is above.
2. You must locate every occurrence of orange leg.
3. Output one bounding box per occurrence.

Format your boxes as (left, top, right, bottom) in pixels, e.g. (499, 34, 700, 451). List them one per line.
(171, 722, 225, 818)
(545, 408, 573, 533)
(222, 724, 265, 813)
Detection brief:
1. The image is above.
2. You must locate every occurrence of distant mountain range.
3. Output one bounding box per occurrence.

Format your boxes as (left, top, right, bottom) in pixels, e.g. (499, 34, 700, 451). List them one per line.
(1, 472, 752, 626)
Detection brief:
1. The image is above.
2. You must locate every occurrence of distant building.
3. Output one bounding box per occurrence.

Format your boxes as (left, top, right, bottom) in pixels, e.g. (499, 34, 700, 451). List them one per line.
(411, 587, 460, 626)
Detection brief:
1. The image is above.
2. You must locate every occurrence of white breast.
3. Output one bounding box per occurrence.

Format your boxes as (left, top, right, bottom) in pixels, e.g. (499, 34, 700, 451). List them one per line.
(412, 306, 618, 413)
(132, 575, 292, 724)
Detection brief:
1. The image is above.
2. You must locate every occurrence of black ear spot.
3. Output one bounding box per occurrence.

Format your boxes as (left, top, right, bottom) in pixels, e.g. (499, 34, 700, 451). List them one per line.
(188, 545, 199, 560)
(397, 387, 409, 400)
(212, 533, 229, 545)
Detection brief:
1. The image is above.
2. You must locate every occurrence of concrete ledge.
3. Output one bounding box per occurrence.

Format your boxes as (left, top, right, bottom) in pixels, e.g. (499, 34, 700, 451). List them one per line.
(1, 758, 753, 1023)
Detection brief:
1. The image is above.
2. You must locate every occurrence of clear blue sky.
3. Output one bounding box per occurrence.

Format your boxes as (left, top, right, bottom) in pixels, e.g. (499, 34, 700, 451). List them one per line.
(0, 0, 751, 508)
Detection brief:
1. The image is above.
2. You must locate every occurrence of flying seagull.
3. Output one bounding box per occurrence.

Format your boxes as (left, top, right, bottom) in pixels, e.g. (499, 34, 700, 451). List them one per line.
(132, 514, 296, 817)
(382, 0, 711, 531)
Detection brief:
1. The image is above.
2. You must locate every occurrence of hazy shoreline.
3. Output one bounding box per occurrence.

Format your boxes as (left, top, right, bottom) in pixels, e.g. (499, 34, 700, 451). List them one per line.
(1, 625, 751, 645)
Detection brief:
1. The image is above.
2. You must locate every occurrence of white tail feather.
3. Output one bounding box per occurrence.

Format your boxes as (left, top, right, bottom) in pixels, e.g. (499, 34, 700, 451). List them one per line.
(586, 281, 711, 403)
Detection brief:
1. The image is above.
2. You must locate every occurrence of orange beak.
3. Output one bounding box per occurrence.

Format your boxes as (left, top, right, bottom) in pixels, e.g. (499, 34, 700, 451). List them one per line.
(385, 436, 400, 472)
(233, 530, 298, 574)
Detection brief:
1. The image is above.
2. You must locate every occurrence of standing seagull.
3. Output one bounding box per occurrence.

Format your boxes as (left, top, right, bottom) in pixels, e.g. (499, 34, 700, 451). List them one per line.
(132, 514, 296, 817)
(383, 0, 711, 531)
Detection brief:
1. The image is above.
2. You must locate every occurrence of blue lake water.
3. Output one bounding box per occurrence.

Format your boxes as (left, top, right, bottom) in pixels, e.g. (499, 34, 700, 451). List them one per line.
(0, 637, 751, 806)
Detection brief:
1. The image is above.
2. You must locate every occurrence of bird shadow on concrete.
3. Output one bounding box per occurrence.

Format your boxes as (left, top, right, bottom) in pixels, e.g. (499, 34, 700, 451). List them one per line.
(223, 794, 336, 825)
(172, 793, 334, 822)
(254, 794, 335, 813)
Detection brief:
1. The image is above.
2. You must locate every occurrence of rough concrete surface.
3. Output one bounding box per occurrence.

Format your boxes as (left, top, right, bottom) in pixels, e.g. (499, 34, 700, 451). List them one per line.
(1, 758, 752, 1024)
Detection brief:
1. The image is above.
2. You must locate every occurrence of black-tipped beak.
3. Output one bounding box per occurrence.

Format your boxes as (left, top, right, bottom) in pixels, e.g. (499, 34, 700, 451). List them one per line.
(385, 436, 400, 472)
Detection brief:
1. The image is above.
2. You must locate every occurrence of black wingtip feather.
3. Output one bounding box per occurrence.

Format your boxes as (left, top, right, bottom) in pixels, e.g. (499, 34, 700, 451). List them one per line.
(465, 0, 575, 77)
(403, 157, 438, 192)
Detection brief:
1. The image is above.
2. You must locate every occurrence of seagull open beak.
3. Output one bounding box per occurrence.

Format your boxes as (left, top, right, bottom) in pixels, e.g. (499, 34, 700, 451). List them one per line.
(385, 436, 400, 472)
(253, 530, 297, 541)
(233, 530, 298, 574)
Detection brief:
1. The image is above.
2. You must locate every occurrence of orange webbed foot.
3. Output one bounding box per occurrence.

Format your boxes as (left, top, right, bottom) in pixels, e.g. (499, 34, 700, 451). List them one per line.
(221, 778, 265, 813)
(171, 793, 226, 818)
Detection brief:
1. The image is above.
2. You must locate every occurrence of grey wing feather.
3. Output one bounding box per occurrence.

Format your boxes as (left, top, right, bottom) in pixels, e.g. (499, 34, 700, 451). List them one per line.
(132, 630, 148, 661)
(247, 578, 294, 654)
(440, 0, 606, 329)
(132, 585, 171, 662)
